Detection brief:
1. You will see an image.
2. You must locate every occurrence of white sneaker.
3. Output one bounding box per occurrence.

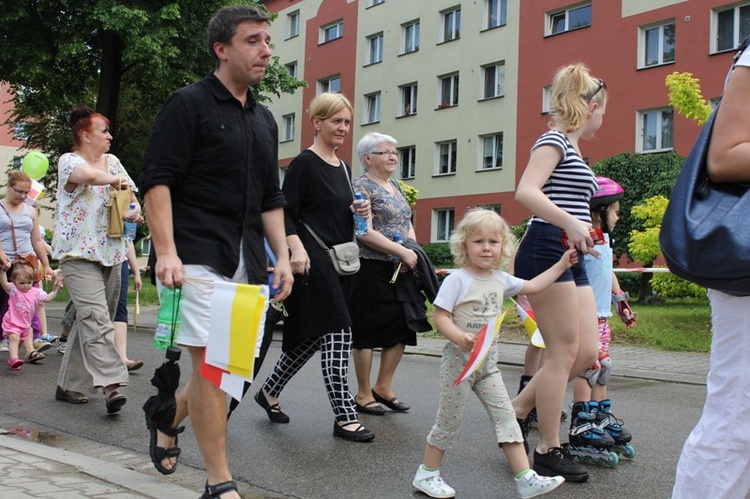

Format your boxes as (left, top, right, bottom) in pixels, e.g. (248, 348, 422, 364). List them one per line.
(57, 339, 67, 356)
(412, 465, 456, 498)
(40, 333, 58, 343)
(0, 339, 8, 353)
(515, 469, 565, 498)
(33, 339, 52, 353)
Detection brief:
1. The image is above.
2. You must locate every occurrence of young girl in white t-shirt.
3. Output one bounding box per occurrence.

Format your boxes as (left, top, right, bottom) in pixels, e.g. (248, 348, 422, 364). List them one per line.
(412, 208, 576, 499)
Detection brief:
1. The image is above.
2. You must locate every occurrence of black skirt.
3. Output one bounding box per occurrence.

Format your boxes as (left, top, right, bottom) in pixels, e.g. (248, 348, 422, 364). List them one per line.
(350, 259, 418, 349)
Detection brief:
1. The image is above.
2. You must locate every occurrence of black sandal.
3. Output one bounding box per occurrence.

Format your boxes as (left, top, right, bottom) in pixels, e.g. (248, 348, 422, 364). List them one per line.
(148, 423, 185, 475)
(201, 480, 237, 498)
(333, 421, 375, 442)
(254, 390, 290, 423)
(26, 350, 45, 364)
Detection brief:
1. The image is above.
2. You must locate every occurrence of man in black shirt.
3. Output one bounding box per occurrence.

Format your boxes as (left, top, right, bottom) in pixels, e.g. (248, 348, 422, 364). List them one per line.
(141, 6, 292, 497)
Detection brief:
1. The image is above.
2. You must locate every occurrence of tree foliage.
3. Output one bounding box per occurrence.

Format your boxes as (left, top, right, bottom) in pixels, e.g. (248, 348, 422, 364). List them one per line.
(592, 151, 684, 261)
(665, 71, 713, 126)
(0, 1, 305, 196)
(628, 195, 668, 266)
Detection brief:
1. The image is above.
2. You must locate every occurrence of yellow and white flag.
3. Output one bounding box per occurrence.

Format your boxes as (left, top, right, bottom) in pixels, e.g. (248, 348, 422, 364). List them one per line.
(201, 281, 269, 400)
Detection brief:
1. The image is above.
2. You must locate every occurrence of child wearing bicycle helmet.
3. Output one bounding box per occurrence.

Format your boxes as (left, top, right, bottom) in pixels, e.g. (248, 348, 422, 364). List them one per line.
(568, 176, 637, 463)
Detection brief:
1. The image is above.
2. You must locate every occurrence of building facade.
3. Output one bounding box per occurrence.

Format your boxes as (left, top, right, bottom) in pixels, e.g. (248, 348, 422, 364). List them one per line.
(261, 0, 745, 244)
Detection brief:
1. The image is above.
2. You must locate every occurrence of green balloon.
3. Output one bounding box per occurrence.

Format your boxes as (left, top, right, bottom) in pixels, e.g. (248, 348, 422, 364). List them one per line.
(21, 151, 49, 180)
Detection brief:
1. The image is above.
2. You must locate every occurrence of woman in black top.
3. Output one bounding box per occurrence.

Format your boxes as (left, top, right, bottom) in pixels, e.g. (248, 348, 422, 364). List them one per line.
(256, 93, 375, 442)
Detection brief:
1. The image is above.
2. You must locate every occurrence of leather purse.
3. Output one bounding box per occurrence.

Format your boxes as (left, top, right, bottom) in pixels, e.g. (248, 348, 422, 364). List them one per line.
(659, 41, 750, 296)
(302, 222, 360, 276)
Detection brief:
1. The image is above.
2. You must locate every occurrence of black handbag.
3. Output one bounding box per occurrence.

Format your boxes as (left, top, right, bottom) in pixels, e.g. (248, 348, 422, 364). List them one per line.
(659, 45, 750, 295)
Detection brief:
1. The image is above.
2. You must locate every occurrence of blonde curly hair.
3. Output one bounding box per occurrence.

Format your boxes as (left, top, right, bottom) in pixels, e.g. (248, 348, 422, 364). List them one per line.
(450, 208, 516, 270)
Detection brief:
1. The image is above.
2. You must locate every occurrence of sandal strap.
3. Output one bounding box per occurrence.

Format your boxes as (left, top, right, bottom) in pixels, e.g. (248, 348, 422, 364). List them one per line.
(203, 480, 237, 498)
(338, 421, 365, 432)
(161, 425, 185, 437)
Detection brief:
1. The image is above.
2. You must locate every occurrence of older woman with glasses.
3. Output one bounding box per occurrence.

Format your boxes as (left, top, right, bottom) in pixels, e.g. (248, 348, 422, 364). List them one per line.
(349, 132, 430, 416)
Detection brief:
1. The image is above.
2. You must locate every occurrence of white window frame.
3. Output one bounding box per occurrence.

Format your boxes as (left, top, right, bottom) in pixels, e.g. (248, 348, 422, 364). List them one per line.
(438, 73, 459, 108)
(141, 238, 152, 258)
(485, 0, 507, 30)
(441, 7, 461, 43)
(433, 208, 455, 242)
(399, 83, 418, 116)
(284, 61, 298, 78)
(639, 21, 675, 68)
(320, 20, 343, 44)
(482, 61, 505, 99)
(399, 146, 416, 179)
(286, 10, 300, 39)
(364, 92, 381, 124)
(402, 20, 420, 54)
(637, 107, 674, 153)
(436, 140, 458, 175)
(546, 2, 592, 36)
(479, 133, 503, 171)
(319, 75, 341, 94)
(282, 113, 295, 142)
(713, 3, 750, 53)
(542, 85, 552, 114)
(367, 33, 384, 65)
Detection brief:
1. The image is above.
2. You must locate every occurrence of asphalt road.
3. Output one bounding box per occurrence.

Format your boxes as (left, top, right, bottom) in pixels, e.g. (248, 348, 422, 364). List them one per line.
(1, 328, 703, 498)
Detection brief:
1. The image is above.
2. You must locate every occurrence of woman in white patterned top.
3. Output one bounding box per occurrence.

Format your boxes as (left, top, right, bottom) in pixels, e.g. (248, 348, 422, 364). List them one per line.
(511, 63, 606, 483)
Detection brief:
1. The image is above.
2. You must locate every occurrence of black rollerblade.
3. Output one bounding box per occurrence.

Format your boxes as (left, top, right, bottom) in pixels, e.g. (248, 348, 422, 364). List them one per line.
(596, 399, 635, 460)
(566, 401, 618, 468)
(517, 374, 566, 428)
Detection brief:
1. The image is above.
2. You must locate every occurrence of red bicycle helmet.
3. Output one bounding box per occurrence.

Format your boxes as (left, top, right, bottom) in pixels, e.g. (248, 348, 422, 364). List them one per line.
(591, 176, 624, 208)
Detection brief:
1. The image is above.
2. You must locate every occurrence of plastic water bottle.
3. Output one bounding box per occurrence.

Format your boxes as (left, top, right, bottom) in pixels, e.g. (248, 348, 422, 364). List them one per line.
(353, 192, 368, 236)
(154, 287, 181, 350)
(392, 234, 404, 262)
(123, 203, 137, 241)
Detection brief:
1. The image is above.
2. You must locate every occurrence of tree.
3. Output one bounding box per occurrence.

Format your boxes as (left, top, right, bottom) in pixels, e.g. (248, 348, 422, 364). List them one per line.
(0, 1, 305, 195)
(628, 196, 668, 302)
(665, 72, 713, 126)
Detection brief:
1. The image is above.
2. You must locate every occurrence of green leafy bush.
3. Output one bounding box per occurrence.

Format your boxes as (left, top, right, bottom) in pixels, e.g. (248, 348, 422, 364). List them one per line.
(651, 272, 707, 299)
(422, 242, 453, 268)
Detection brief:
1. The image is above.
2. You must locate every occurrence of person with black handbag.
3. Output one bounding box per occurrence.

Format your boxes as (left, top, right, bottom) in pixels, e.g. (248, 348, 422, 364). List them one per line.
(671, 39, 750, 499)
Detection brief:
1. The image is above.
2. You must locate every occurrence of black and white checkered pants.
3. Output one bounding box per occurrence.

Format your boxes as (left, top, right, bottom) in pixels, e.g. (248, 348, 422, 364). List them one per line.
(262, 327, 357, 422)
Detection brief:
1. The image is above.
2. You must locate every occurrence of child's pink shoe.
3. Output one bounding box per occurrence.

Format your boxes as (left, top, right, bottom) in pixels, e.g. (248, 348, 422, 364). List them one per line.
(7, 358, 23, 371)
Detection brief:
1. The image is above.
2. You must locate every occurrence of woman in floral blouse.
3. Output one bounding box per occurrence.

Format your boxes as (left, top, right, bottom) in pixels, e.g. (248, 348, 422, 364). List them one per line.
(52, 105, 141, 414)
(349, 132, 427, 415)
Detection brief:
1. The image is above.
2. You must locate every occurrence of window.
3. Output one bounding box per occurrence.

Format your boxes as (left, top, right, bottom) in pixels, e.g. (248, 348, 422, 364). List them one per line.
(482, 61, 505, 99)
(364, 92, 381, 124)
(402, 20, 420, 54)
(547, 3, 591, 35)
(480, 133, 503, 170)
(321, 20, 343, 44)
(399, 146, 416, 179)
(638, 108, 674, 153)
(542, 85, 552, 113)
(141, 238, 152, 258)
(319, 75, 341, 94)
(368, 0, 385, 6)
(436, 140, 457, 175)
(433, 208, 455, 242)
(13, 122, 29, 141)
(485, 0, 507, 29)
(282, 114, 295, 142)
(442, 7, 461, 42)
(640, 21, 675, 67)
(439, 73, 459, 108)
(367, 33, 383, 65)
(284, 61, 298, 78)
(286, 10, 300, 39)
(715, 3, 750, 52)
(399, 83, 418, 116)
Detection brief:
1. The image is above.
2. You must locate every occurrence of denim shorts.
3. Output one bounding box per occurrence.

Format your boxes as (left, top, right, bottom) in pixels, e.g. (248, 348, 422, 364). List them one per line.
(514, 222, 590, 286)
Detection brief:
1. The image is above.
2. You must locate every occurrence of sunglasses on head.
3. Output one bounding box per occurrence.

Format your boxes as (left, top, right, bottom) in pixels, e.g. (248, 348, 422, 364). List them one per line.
(590, 78, 606, 100)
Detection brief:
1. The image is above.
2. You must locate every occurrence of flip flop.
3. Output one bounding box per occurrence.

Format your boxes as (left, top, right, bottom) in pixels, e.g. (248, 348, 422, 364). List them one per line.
(7, 358, 23, 371)
(26, 350, 45, 364)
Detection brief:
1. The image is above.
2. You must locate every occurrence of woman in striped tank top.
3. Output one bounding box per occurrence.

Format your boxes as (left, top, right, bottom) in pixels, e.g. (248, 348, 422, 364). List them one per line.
(511, 63, 607, 483)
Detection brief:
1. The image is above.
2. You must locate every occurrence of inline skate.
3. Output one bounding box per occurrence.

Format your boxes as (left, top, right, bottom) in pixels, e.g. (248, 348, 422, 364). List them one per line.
(565, 401, 618, 468)
(596, 399, 635, 460)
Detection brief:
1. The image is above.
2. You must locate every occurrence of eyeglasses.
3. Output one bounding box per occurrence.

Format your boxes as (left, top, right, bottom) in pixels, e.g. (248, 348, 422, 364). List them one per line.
(590, 78, 606, 100)
(10, 186, 30, 196)
(370, 151, 398, 157)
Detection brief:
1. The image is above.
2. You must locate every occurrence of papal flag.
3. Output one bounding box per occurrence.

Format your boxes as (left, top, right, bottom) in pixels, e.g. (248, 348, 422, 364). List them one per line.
(513, 296, 546, 348)
(200, 281, 269, 401)
(453, 312, 506, 386)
